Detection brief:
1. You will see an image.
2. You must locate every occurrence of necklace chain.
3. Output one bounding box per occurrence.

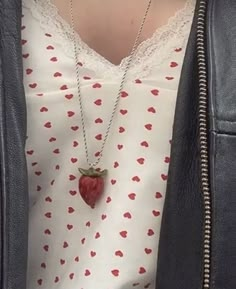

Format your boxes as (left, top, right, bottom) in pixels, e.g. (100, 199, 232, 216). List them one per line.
(69, 0, 152, 168)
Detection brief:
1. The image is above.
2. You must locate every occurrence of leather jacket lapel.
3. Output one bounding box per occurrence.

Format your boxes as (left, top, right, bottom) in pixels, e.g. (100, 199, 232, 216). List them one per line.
(0, 0, 28, 288)
(156, 0, 205, 288)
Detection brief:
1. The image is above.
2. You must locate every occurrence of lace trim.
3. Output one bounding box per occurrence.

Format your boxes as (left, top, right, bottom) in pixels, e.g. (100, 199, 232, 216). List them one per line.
(23, 0, 196, 78)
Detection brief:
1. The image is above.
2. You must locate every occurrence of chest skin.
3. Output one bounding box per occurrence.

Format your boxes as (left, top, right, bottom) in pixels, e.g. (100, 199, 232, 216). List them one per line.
(51, 0, 188, 65)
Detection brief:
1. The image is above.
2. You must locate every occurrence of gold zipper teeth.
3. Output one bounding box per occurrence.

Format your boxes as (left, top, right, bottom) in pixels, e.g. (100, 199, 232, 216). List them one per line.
(196, 0, 211, 288)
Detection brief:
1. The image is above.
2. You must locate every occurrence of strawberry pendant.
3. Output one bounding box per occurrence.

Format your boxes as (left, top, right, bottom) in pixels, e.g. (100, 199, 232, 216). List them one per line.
(78, 167, 107, 208)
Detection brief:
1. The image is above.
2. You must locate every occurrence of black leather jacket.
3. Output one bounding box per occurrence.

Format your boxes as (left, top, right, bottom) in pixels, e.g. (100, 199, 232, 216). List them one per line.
(0, 0, 235, 288)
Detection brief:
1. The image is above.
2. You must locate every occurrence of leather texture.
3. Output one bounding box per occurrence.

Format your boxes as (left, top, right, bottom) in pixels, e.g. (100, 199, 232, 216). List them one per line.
(207, 0, 236, 288)
(156, 1, 205, 288)
(1, 0, 236, 288)
(0, 0, 28, 289)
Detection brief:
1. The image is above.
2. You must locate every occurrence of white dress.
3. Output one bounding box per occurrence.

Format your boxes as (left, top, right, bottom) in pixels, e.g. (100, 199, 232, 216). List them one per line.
(22, 0, 195, 288)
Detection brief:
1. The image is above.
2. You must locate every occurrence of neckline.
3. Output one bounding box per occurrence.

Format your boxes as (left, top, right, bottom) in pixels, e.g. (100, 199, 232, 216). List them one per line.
(24, 0, 196, 78)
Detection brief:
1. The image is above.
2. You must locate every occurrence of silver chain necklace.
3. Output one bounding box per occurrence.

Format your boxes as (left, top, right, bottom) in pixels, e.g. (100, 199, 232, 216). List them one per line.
(69, 0, 152, 208)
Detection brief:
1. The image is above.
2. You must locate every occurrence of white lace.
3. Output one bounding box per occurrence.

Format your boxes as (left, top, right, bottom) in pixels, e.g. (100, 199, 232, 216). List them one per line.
(23, 0, 196, 78)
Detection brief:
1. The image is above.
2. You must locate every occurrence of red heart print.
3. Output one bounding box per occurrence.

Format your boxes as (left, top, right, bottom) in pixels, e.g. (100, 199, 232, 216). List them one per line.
(69, 190, 77, 196)
(54, 277, 59, 283)
(81, 238, 86, 244)
(101, 214, 107, 220)
(166, 76, 174, 80)
(22, 53, 29, 58)
(49, 137, 56, 142)
(71, 126, 79, 131)
(40, 107, 48, 112)
(31, 162, 37, 166)
(165, 157, 170, 163)
(147, 229, 154, 236)
(137, 158, 145, 165)
(69, 175, 76, 181)
(145, 124, 152, 130)
(55, 164, 60, 170)
(46, 45, 54, 50)
(26, 68, 33, 75)
(36, 93, 43, 96)
(115, 250, 123, 257)
(135, 79, 142, 84)
(85, 269, 91, 276)
(93, 83, 102, 88)
(69, 273, 74, 280)
(41, 263, 46, 268)
(120, 231, 127, 238)
(73, 141, 79, 147)
(119, 127, 125, 133)
(117, 144, 123, 150)
(51, 179, 55, 186)
(106, 196, 112, 203)
(144, 283, 151, 288)
(120, 109, 128, 115)
(145, 248, 152, 254)
(114, 161, 119, 168)
(90, 251, 96, 257)
(123, 212, 132, 219)
(155, 192, 162, 199)
(44, 229, 51, 235)
(68, 207, 75, 213)
(132, 176, 140, 182)
(86, 221, 91, 226)
(151, 89, 159, 96)
(83, 76, 91, 80)
(50, 57, 57, 62)
(63, 241, 69, 248)
(29, 83, 37, 88)
(37, 279, 43, 285)
(35, 171, 42, 176)
(141, 141, 149, 147)
(71, 158, 78, 163)
(147, 107, 156, 113)
(45, 33, 52, 37)
(111, 179, 116, 185)
(74, 256, 79, 262)
(53, 148, 60, 154)
(139, 267, 146, 274)
(21, 39, 27, 45)
(65, 94, 73, 100)
(60, 85, 68, 90)
(77, 62, 83, 67)
(175, 48, 182, 52)
(44, 122, 52, 128)
(67, 224, 73, 230)
(95, 232, 100, 239)
(45, 196, 52, 202)
(54, 72, 62, 77)
(121, 91, 128, 97)
(45, 212, 51, 218)
(133, 283, 140, 286)
(95, 134, 102, 140)
(111, 269, 119, 277)
(128, 193, 136, 200)
(170, 61, 178, 67)
(67, 111, 75, 117)
(94, 99, 102, 106)
(95, 118, 103, 123)
(27, 150, 34, 155)
(161, 174, 168, 181)
(43, 245, 49, 251)
(152, 210, 160, 217)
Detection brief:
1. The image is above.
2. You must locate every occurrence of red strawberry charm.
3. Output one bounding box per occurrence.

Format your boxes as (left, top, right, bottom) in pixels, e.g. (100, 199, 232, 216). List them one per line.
(78, 167, 107, 208)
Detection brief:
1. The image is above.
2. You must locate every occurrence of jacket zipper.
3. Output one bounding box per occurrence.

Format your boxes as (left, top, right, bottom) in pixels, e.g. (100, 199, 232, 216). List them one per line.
(196, 0, 211, 288)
